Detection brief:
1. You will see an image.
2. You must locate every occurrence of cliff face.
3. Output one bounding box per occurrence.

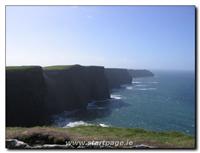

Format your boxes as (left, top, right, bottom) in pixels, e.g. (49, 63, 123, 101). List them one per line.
(6, 66, 47, 126)
(44, 65, 110, 115)
(128, 69, 154, 78)
(6, 65, 153, 127)
(105, 68, 132, 89)
(6, 65, 110, 126)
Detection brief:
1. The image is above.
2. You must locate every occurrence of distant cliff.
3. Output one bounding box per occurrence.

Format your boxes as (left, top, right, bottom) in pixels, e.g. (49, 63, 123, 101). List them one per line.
(129, 69, 154, 78)
(105, 68, 132, 89)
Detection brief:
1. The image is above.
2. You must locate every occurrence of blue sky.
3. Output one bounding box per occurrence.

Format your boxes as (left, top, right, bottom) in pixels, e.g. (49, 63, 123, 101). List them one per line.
(6, 6, 195, 70)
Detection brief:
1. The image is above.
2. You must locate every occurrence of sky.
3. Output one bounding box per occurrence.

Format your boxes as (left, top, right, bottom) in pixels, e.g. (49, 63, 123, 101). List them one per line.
(6, 6, 195, 71)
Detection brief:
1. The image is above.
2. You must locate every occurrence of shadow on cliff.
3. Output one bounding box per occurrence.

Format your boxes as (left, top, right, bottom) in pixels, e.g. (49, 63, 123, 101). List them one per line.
(43, 66, 110, 115)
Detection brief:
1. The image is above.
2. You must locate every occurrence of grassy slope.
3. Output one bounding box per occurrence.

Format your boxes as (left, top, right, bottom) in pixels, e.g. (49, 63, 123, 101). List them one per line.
(6, 126, 195, 148)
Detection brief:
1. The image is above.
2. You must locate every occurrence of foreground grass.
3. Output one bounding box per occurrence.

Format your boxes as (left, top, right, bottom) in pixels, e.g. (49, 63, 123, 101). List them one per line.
(6, 126, 195, 148)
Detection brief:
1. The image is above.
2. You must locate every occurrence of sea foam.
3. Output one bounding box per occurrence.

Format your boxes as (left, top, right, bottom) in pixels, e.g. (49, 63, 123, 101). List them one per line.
(132, 81, 142, 84)
(126, 86, 133, 90)
(64, 121, 92, 128)
(111, 94, 122, 100)
(64, 121, 109, 128)
(99, 123, 110, 127)
(135, 84, 147, 87)
(137, 88, 156, 91)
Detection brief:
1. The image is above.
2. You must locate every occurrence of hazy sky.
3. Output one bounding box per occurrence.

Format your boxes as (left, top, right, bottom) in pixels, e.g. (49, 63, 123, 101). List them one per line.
(6, 6, 195, 70)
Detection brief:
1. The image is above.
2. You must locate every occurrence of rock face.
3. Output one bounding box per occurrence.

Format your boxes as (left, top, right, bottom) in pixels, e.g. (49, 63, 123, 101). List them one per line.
(6, 65, 153, 127)
(6, 66, 47, 126)
(129, 69, 154, 78)
(44, 65, 110, 115)
(105, 68, 132, 89)
(6, 65, 110, 126)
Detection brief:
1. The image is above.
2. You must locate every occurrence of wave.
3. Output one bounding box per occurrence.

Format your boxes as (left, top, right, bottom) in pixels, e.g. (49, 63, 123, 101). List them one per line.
(64, 121, 92, 128)
(53, 118, 73, 127)
(126, 86, 133, 90)
(64, 121, 109, 128)
(99, 123, 109, 127)
(52, 110, 79, 127)
(137, 88, 156, 91)
(111, 94, 122, 100)
(135, 84, 147, 87)
(132, 81, 142, 84)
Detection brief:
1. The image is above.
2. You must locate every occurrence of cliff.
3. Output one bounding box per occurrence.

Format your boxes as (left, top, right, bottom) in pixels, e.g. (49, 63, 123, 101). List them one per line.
(105, 68, 132, 89)
(6, 66, 47, 126)
(129, 69, 154, 78)
(6, 65, 153, 127)
(44, 65, 110, 115)
(6, 65, 110, 126)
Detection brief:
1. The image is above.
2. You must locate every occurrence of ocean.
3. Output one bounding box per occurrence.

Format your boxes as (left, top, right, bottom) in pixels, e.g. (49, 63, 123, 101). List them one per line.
(52, 70, 195, 135)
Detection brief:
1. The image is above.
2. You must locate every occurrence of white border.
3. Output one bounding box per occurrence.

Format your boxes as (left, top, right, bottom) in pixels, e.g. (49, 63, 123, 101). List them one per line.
(0, 0, 199, 152)
(2, 0, 200, 5)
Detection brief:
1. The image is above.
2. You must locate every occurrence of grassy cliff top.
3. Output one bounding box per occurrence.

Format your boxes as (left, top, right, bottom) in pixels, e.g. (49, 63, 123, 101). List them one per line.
(6, 126, 195, 148)
(6, 66, 41, 71)
(6, 65, 77, 71)
(43, 65, 79, 70)
(43, 65, 104, 70)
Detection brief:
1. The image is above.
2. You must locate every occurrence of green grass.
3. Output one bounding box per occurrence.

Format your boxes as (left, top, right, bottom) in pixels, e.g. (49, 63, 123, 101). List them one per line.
(43, 65, 78, 70)
(6, 66, 40, 71)
(6, 65, 80, 71)
(6, 126, 195, 148)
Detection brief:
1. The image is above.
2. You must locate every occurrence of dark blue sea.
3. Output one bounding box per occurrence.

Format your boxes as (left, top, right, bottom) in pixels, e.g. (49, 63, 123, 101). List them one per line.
(53, 71, 195, 135)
